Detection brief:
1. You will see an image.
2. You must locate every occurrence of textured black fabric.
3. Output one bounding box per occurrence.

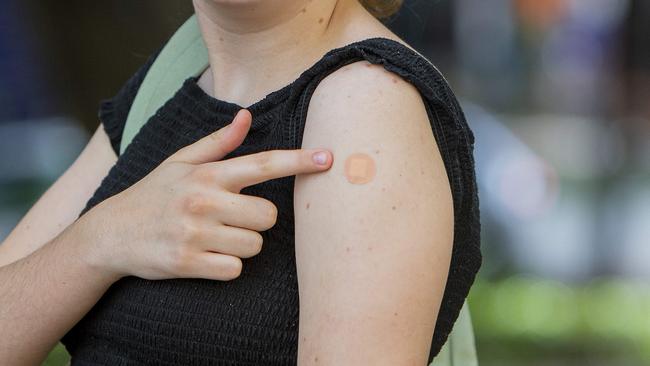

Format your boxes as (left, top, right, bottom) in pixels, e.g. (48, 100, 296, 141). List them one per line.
(61, 37, 481, 365)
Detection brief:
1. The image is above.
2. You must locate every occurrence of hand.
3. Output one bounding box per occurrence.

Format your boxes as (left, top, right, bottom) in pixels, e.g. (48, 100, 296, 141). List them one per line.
(79, 109, 333, 281)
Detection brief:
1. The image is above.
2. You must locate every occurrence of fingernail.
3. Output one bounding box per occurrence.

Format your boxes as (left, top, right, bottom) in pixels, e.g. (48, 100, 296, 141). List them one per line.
(312, 151, 328, 165)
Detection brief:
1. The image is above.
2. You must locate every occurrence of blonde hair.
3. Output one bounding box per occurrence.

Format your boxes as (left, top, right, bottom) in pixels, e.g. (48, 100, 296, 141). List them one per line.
(359, 0, 404, 19)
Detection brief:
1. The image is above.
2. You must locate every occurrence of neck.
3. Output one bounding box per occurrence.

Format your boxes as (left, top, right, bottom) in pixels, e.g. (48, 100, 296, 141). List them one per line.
(192, 0, 358, 107)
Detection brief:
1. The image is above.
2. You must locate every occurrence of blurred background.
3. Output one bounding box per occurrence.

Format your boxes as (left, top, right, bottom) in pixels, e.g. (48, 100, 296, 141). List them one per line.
(1, 0, 648, 365)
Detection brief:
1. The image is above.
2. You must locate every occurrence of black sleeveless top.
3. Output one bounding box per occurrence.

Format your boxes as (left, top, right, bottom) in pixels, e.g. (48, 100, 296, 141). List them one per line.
(61, 37, 481, 365)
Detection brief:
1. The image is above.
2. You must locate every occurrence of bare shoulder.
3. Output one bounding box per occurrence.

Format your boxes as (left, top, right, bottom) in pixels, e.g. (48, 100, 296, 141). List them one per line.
(303, 55, 441, 161)
(309, 56, 424, 126)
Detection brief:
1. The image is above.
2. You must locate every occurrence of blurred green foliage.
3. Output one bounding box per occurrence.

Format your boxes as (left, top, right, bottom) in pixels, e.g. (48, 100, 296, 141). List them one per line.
(469, 276, 650, 366)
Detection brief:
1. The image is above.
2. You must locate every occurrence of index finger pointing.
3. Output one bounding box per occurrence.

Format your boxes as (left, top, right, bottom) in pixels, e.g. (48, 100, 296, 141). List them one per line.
(208, 148, 333, 193)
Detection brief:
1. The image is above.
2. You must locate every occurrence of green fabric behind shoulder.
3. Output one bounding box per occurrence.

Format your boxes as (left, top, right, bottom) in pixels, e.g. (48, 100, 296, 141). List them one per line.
(430, 301, 479, 366)
(120, 14, 209, 155)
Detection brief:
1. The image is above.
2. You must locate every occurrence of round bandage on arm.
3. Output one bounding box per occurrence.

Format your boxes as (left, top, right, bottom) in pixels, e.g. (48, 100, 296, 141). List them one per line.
(344, 152, 376, 184)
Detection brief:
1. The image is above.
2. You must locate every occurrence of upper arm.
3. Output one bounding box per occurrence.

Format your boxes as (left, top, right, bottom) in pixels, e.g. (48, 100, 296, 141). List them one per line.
(0, 124, 117, 266)
(294, 61, 454, 365)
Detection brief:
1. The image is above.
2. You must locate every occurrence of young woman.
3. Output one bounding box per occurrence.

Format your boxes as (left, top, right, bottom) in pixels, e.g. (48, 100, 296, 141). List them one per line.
(0, 0, 481, 364)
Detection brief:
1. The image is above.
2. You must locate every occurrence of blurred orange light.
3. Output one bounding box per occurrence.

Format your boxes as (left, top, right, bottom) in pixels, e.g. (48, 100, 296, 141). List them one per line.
(515, 0, 568, 30)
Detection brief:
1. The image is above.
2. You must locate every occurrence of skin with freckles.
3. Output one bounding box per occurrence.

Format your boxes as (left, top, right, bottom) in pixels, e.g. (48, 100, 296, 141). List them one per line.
(295, 57, 454, 365)
(344, 152, 376, 184)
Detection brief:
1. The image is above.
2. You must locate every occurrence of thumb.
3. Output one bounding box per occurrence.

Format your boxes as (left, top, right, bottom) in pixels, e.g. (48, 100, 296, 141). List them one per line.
(167, 109, 252, 164)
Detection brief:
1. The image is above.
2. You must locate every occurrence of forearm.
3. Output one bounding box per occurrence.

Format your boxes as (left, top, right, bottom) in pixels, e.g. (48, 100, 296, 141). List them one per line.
(0, 213, 120, 365)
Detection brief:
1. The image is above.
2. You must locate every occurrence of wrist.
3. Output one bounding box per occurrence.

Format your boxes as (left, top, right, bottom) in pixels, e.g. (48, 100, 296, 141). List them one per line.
(64, 204, 125, 283)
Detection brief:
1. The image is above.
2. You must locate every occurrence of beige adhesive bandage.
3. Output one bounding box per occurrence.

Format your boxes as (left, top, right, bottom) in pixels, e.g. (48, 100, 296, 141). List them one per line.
(344, 152, 376, 184)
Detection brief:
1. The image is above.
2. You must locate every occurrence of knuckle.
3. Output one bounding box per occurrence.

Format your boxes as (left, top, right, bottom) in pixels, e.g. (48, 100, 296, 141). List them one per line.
(189, 166, 215, 185)
(170, 245, 194, 274)
(172, 219, 201, 243)
(180, 192, 211, 215)
(251, 232, 264, 254)
(255, 152, 274, 173)
(262, 202, 278, 229)
(169, 146, 189, 161)
(224, 258, 243, 280)
(240, 232, 263, 258)
(299, 150, 311, 167)
(160, 159, 181, 171)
